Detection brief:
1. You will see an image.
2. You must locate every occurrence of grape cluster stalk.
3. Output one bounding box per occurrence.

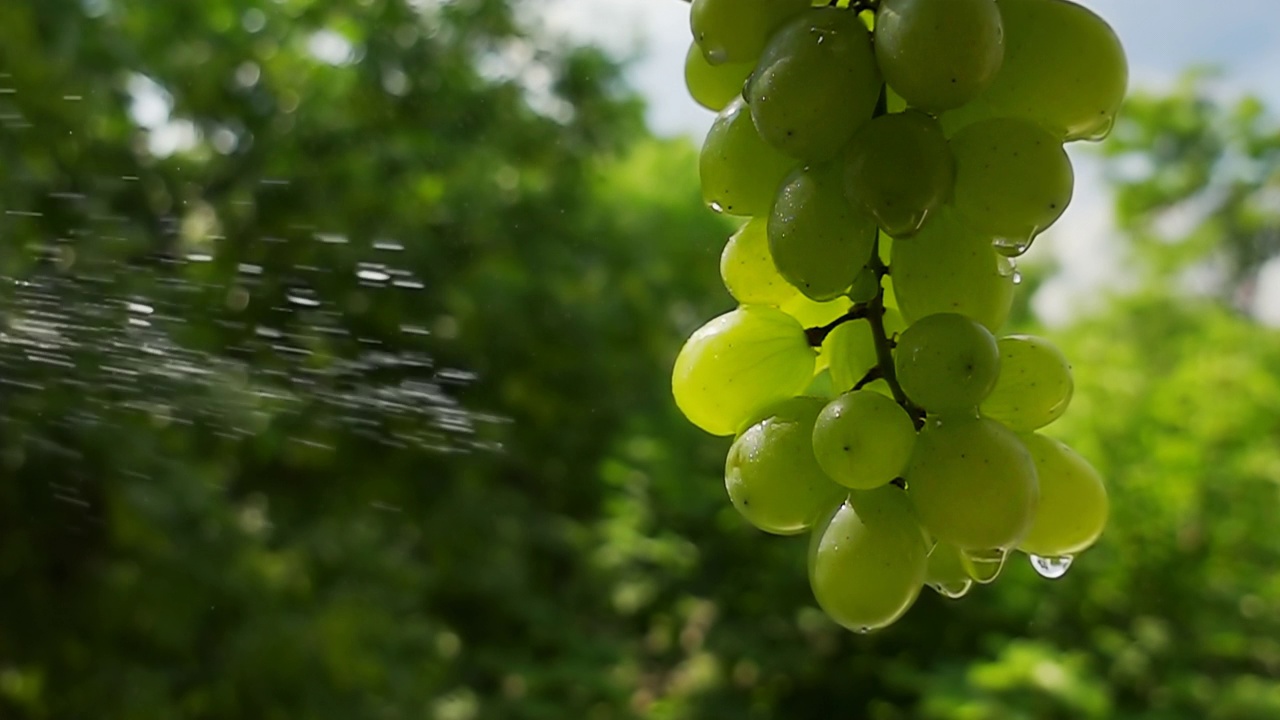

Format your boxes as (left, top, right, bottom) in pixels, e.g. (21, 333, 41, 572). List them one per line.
(672, 0, 1125, 632)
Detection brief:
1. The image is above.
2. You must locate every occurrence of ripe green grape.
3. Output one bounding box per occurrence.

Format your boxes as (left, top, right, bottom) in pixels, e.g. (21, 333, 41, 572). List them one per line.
(782, 293, 851, 330)
(726, 397, 848, 535)
(1017, 432, 1108, 557)
(747, 8, 881, 160)
(672, 306, 816, 436)
(925, 540, 973, 599)
(770, 164, 878, 301)
(690, 0, 812, 65)
(812, 391, 917, 489)
(810, 487, 928, 631)
(824, 307, 905, 391)
(890, 209, 1015, 332)
(844, 111, 955, 237)
(874, 0, 1004, 112)
(684, 42, 754, 112)
(905, 416, 1039, 550)
(895, 313, 1001, 413)
(721, 218, 800, 306)
(951, 118, 1074, 248)
(981, 335, 1074, 431)
(700, 97, 797, 217)
(942, 0, 1128, 141)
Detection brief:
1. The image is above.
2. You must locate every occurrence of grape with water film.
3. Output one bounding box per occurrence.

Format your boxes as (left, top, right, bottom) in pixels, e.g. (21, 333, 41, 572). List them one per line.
(672, 306, 815, 436)
(951, 117, 1074, 247)
(891, 209, 1015, 332)
(895, 313, 1000, 413)
(684, 42, 754, 112)
(981, 335, 1073, 431)
(844, 110, 954, 237)
(809, 488, 928, 632)
(770, 164, 877, 301)
(721, 218, 800, 306)
(690, 0, 812, 65)
(905, 416, 1039, 551)
(700, 97, 797, 217)
(942, 0, 1128, 141)
(747, 8, 881, 160)
(874, 0, 1004, 112)
(1017, 432, 1109, 557)
(812, 391, 917, 490)
(726, 397, 848, 535)
(925, 540, 973, 599)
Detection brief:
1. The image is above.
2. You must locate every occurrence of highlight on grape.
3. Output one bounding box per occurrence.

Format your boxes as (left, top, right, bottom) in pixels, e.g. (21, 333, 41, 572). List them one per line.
(674, 0, 1125, 632)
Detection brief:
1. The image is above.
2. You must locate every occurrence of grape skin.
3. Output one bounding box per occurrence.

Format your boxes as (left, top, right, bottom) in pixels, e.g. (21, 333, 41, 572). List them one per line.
(895, 313, 1001, 413)
(725, 397, 849, 535)
(905, 416, 1039, 551)
(874, 0, 1005, 112)
(747, 8, 881, 160)
(812, 390, 917, 490)
(690, 0, 812, 65)
(770, 164, 878, 301)
(890, 209, 1015, 332)
(1016, 432, 1109, 557)
(844, 110, 955, 238)
(684, 42, 754, 112)
(671, 306, 816, 436)
(721, 218, 800, 306)
(809, 488, 928, 631)
(700, 97, 797, 217)
(981, 335, 1074, 431)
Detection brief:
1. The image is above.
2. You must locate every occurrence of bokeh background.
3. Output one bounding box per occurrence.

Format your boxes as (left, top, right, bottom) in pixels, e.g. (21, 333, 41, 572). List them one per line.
(2, 1, 1279, 718)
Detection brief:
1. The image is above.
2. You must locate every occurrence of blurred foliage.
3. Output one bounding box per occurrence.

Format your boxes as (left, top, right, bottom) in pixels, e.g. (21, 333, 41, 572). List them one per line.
(2, 1, 1280, 719)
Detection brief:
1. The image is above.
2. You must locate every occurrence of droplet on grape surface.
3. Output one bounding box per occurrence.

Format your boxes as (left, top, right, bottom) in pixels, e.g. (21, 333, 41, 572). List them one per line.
(1029, 553, 1074, 579)
(996, 256, 1017, 278)
(928, 580, 973, 599)
(709, 201, 725, 214)
(1013, 271, 1023, 286)
(993, 234, 1036, 258)
(961, 547, 1009, 584)
(1078, 114, 1117, 143)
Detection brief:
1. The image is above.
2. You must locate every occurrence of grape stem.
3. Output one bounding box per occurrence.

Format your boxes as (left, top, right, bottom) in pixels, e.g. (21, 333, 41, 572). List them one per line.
(852, 365, 883, 391)
(867, 239, 927, 429)
(804, 304, 872, 347)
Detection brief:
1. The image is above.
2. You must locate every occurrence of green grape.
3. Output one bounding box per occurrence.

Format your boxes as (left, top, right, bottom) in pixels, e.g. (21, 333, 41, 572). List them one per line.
(981, 335, 1073, 431)
(824, 307, 905, 391)
(844, 110, 955, 237)
(810, 487, 928, 631)
(895, 313, 1000, 413)
(746, 8, 881, 160)
(890, 209, 1015, 332)
(726, 397, 848, 535)
(1017, 432, 1108, 557)
(812, 390, 917, 489)
(805, 368, 839, 400)
(721, 218, 800, 306)
(874, 0, 1004, 112)
(684, 42, 754, 112)
(904, 415, 1039, 550)
(782, 294, 850, 329)
(847, 266, 880, 304)
(951, 118, 1074, 250)
(690, 0, 812, 65)
(672, 306, 816, 436)
(925, 540, 973, 599)
(700, 97, 797, 217)
(770, 164, 878, 301)
(941, 0, 1128, 141)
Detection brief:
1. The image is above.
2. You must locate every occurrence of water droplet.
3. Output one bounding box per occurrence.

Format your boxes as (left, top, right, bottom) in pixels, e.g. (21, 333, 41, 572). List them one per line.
(854, 626, 870, 634)
(993, 234, 1036, 258)
(705, 48, 728, 65)
(1078, 114, 1116, 143)
(1012, 270, 1023, 285)
(709, 201, 725, 214)
(1029, 554, 1074, 579)
(929, 580, 973, 599)
(996, 255, 1017, 278)
(961, 547, 1009, 584)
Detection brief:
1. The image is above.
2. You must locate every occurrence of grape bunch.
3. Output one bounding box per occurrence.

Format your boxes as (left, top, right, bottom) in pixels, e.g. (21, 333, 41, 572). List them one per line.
(673, 0, 1125, 632)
